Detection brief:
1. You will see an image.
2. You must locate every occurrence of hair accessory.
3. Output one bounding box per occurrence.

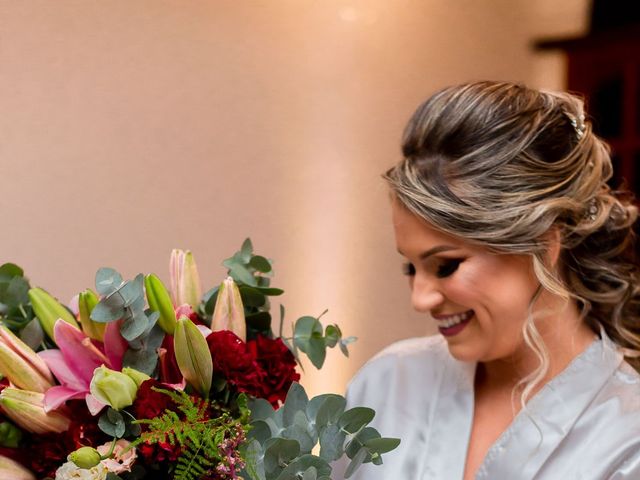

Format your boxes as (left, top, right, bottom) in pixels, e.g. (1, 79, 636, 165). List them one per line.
(584, 198, 598, 221)
(564, 111, 586, 140)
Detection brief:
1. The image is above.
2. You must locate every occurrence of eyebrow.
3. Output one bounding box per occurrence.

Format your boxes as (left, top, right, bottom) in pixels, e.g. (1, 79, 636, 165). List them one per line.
(397, 245, 459, 259)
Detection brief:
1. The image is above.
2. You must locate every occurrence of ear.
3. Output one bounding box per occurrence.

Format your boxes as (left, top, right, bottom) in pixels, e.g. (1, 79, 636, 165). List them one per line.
(542, 227, 562, 268)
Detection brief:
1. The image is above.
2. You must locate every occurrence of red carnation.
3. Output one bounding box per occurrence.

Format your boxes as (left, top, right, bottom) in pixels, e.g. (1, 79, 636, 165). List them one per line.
(248, 335, 300, 407)
(206, 331, 264, 397)
(132, 379, 179, 420)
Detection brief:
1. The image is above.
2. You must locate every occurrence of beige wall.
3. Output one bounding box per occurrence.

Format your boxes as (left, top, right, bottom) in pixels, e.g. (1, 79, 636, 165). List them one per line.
(0, 0, 589, 397)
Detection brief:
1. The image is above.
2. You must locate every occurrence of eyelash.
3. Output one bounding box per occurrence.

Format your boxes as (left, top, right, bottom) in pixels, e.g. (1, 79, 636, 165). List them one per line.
(401, 259, 463, 278)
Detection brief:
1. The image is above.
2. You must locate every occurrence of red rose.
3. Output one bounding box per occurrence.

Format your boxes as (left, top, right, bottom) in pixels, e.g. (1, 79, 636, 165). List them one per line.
(206, 331, 265, 397)
(248, 336, 300, 407)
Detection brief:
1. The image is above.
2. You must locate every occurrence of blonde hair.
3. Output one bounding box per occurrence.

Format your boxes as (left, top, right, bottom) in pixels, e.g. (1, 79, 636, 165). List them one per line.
(384, 81, 640, 405)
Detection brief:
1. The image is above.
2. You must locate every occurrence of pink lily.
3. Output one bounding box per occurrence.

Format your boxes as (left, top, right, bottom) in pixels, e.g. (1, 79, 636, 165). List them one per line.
(170, 249, 202, 310)
(38, 320, 127, 415)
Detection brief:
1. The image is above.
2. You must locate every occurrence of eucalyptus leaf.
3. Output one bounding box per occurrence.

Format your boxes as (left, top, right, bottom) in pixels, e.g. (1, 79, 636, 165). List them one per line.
(248, 420, 272, 445)
(251, 286, 284, 296)
(240, 238, 254, 263)
(275, 455, 331, 480)
(5, 277, 30, 305)
(249, 255, 272, 273)
(364, 436, 401, 454)
(120, 315, 149, 341)
(314, 395, 346, 430)
(306, 337, 327, 369)
(324, 325, 340, 348)
(338, 407, 375, 434)
(319, 423, 345, 461)
(282, 382, 309, 427)
(229, 264, 258, 287)
(344, 447, 367, 479)
(122, 348, 158, 375)
(239, 286, 267, 308)
(19, 318, 44, 350)
(345, 427, 379, 459)
(263, 438, 300, 476)
(241, 439, 266, 480)
(0, 263, 24, 280)
(90, 300, 123, 323)
(95, 268, 123, 296)
(250, 398, 276, 422)
(301, 467, 317, 480)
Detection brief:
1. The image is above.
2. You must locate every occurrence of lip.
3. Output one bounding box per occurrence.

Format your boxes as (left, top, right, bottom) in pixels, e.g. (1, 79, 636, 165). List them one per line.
(432, 309, 474, 321)
(435, 310, 474, 337)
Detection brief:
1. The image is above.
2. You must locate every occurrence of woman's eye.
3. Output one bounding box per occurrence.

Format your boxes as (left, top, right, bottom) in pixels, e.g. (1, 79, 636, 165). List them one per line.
(402, 262, 416, 276)
(436, 259, 462, 278)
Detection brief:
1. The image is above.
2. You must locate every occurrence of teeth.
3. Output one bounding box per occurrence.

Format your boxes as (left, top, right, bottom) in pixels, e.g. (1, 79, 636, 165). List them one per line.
(438, 311, 472, 328)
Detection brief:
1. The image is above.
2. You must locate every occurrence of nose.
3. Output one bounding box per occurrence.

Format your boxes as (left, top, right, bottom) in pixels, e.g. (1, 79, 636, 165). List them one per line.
(410, 275, 444, 313)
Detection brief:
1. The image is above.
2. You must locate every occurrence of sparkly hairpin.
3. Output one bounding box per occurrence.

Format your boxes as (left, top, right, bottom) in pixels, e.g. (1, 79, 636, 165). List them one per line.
(564, 111, 586, 140)
(584, 198, 598, 221)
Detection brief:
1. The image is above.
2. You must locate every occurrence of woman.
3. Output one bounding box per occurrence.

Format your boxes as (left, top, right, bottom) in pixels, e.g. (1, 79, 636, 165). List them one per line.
(340, 82, 640, 479)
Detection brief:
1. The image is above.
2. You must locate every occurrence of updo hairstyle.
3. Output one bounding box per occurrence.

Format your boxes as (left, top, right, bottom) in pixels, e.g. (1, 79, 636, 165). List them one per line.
(384, 81, 640, 392)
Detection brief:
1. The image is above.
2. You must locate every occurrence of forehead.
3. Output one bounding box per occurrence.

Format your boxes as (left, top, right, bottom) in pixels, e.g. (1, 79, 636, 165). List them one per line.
(391, 200, 469, 253)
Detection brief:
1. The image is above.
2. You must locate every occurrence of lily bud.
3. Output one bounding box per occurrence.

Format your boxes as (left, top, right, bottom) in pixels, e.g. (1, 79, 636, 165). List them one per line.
(78, 289, 106, 342)
(28, 287, 79, 342)
(174, 316, 212, 397)
(211, 277, 246, 341)
(0, 388, 71, 434)
(0, 325, 54, 392)
(170, 249, 203, 310)
(144, 274, 177, 334)
(0, 455, 35, 480)
(122, 367, 150, 388)
(89, 366, 138, 411)
(68, 446, 102, 469)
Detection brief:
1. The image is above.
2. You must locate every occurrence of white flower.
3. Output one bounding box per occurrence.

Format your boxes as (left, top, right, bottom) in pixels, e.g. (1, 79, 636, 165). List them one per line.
(55, 461, 108, 480)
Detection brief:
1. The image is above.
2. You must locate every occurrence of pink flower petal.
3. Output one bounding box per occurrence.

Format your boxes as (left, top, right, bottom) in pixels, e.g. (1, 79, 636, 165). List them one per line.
(54, 320, 110, 383)
(103, 321, 128, 371)
(43, 385, 86, 412)
(85, 393, 106, 416)
(38, 349, 86, 391)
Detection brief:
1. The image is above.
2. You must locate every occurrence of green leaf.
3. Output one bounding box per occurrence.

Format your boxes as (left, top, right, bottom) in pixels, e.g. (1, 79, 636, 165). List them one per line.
(229, 264, 258, 287)
(344, 447, 367, 478)
(345, 427, 379, 459)
(318, 424, 345, 461)
(95, 268, 123, 296)
(263, 438, 300, 476)
(239, 286, 267, 308)
(338, 407, 375, 434)
(313, 395, 346, 430)
(99, 408, 126, 438)
(249, 255, 272, 273)
(241, 439, 266, 480)
(302, 467, 317, 480)
(247, 420, 272, 445)
(240, 238, 254, 263)
(0, 263, 24, 280)
(282, 383, 309, 427)
(122, 348, 158, 375)
(90, 300, 123, 323)
(250, 286, 284, 296)
(364, 437, 401, 454)
(19, 318, 44, 351)
(306, 337, 327, 369)
(5, 277, 30, 305)
(275, 455, 331, 480)
(249, 398, 275, 422)
(324, 325, 340, 348)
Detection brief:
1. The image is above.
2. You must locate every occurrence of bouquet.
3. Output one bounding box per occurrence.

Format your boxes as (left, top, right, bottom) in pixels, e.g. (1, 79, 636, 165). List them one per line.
(0, 240, 399, 480)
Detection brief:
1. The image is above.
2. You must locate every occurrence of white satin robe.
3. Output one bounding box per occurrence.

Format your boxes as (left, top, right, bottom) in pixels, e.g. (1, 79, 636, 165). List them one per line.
(334, 332, 640, 479)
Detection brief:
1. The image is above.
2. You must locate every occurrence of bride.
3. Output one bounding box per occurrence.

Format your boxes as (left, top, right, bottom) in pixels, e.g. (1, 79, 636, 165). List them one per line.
(337, 81, 640, 479)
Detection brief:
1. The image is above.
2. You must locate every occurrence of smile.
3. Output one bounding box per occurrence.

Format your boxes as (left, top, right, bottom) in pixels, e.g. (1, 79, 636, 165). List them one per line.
(433, 310, 473, 335)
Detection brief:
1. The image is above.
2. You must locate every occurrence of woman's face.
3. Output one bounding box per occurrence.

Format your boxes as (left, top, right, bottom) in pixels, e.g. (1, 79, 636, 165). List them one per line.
(392, 200, 540, 363)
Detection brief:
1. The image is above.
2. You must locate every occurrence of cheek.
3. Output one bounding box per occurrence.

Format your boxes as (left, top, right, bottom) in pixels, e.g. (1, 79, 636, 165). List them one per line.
(444, 257, 536, 315)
